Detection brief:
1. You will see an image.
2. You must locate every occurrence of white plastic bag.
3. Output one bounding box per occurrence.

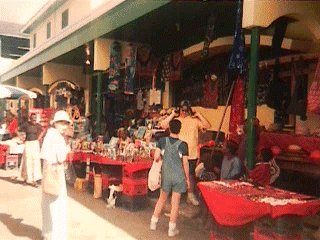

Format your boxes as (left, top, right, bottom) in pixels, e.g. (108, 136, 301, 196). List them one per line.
(148, 160, 162, 191)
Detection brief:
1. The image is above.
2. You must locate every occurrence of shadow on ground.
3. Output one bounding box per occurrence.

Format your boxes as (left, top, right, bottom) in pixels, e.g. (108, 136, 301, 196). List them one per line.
(67, 185, 209, 240)
(0, 213, 42, 240)
(0, 176, 20, 184)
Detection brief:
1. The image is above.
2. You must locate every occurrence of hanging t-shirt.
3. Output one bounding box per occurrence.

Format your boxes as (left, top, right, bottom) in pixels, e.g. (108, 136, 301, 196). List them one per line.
(201, 74, 218, 108)
(136, 89, 144, 110)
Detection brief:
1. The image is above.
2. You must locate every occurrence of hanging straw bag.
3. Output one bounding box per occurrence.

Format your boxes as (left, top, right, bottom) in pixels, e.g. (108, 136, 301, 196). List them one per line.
(307, 57, 320, 114)
(42, 163, 64, 196)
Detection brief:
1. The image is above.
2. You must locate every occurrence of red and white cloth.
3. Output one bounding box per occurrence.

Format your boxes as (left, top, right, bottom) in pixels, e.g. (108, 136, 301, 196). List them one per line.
(228, 76, 245, 142)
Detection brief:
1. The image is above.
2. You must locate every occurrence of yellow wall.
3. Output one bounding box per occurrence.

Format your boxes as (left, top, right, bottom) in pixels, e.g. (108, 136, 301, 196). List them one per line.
(42, 62, 88, 88)
(243, 0, 320, 40)
(16, 76, 43, 92)
(192, 105, 275, 134)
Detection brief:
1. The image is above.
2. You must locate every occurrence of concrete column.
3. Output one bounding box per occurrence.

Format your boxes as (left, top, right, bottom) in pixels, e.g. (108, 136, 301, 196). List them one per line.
(96, 71, 102, 135)
(44, 84, 50, 108)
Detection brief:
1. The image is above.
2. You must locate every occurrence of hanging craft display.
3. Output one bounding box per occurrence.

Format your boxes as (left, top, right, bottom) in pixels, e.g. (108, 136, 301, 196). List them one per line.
(160, 55, 171, 83)
(201, 74, 218, 108)
(108, 41, 122, 91)
(286, 58, 308, 120)
(136, 45, 159, 78)
(229, 76, 245, 142)
(171, 51, 183, 81)
(227, 0, 246, 139)
(149, 89, 161, 106)
(227, 0, 246, 76)
(256, 68, 271, 106)
(136, 89, 144, 111)
(307, 57, 320, 114)
(124, 44, 137, 95)
(202, 15, 216, 58)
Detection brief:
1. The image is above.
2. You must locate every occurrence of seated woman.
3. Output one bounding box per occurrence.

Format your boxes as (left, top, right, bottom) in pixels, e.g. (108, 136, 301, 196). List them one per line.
(249, 148, 280, 186)
(220, 140, 243, 180)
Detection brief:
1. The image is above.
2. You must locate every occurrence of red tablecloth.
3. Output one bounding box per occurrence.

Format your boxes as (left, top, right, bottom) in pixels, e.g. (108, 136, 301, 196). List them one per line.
(67, 152, 152, 169)
(198, 181, 320, 227)
(258, 132, 320, 153)
(67, 152, 125, 165)
(123, 162, 152, 173)
(0, 144, 9, 166)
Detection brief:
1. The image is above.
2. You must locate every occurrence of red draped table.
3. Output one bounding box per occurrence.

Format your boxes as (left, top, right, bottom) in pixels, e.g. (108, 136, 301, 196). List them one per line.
(258, 132, 320, 179)
(67, 151, 152, 168)
(198, 181, 320, 239)
(258, 132, 320, 153)
(66, 151, 152, 185)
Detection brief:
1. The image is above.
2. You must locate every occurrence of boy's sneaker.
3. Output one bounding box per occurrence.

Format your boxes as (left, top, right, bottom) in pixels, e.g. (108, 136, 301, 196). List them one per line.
(168, 228, 179, 237)
(150, 220, 157, 230)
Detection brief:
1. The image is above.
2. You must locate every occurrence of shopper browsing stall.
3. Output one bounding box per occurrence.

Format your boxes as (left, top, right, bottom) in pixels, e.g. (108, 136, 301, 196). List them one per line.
(160, 100, 211, 206)
(150, 119, 190, 237)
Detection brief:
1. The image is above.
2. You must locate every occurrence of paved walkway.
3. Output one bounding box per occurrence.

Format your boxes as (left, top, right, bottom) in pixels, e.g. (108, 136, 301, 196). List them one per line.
(1, 168, 319, 240)
(0, 169, 209, 240)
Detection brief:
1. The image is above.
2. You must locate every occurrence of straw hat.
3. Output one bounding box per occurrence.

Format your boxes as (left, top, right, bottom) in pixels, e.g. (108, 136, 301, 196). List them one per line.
(50, 110, 72, 125)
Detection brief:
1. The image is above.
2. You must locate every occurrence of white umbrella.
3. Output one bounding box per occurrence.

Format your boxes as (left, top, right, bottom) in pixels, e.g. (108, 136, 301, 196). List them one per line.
(0, 85, 37, 99)
(0, 85, 11, 98)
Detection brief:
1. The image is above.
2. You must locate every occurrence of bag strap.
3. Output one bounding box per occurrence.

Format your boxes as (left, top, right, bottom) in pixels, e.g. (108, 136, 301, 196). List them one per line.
(172, 139, 182, 149)
(165, 137, 170, 147)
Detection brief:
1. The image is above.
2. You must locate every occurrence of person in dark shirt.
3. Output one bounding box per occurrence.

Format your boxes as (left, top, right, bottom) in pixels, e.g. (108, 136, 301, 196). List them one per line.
(19, 113, 45, 187)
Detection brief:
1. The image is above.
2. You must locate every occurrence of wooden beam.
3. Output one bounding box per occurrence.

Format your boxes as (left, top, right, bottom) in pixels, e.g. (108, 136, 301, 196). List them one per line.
(259, 52, 319, 69)
(278, 62, 317, 78)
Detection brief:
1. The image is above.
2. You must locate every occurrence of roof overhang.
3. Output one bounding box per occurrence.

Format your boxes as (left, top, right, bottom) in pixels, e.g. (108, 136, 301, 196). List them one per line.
(1, 0, 169, 82)
(2, 0, 320, 83)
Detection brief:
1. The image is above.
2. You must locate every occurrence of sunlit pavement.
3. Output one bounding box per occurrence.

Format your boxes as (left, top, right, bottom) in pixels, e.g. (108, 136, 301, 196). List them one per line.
(0, 169, 209, 240)
(1, 168, 318, 240)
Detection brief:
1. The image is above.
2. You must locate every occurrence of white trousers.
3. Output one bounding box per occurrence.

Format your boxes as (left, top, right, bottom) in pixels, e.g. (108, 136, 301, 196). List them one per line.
(19, 140, 42, 182)
(41, 184, 67, 240)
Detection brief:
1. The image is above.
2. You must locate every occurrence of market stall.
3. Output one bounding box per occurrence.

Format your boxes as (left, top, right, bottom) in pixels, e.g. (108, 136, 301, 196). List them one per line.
(198, 180, 320, 239)
(67, 132, 155, 211)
